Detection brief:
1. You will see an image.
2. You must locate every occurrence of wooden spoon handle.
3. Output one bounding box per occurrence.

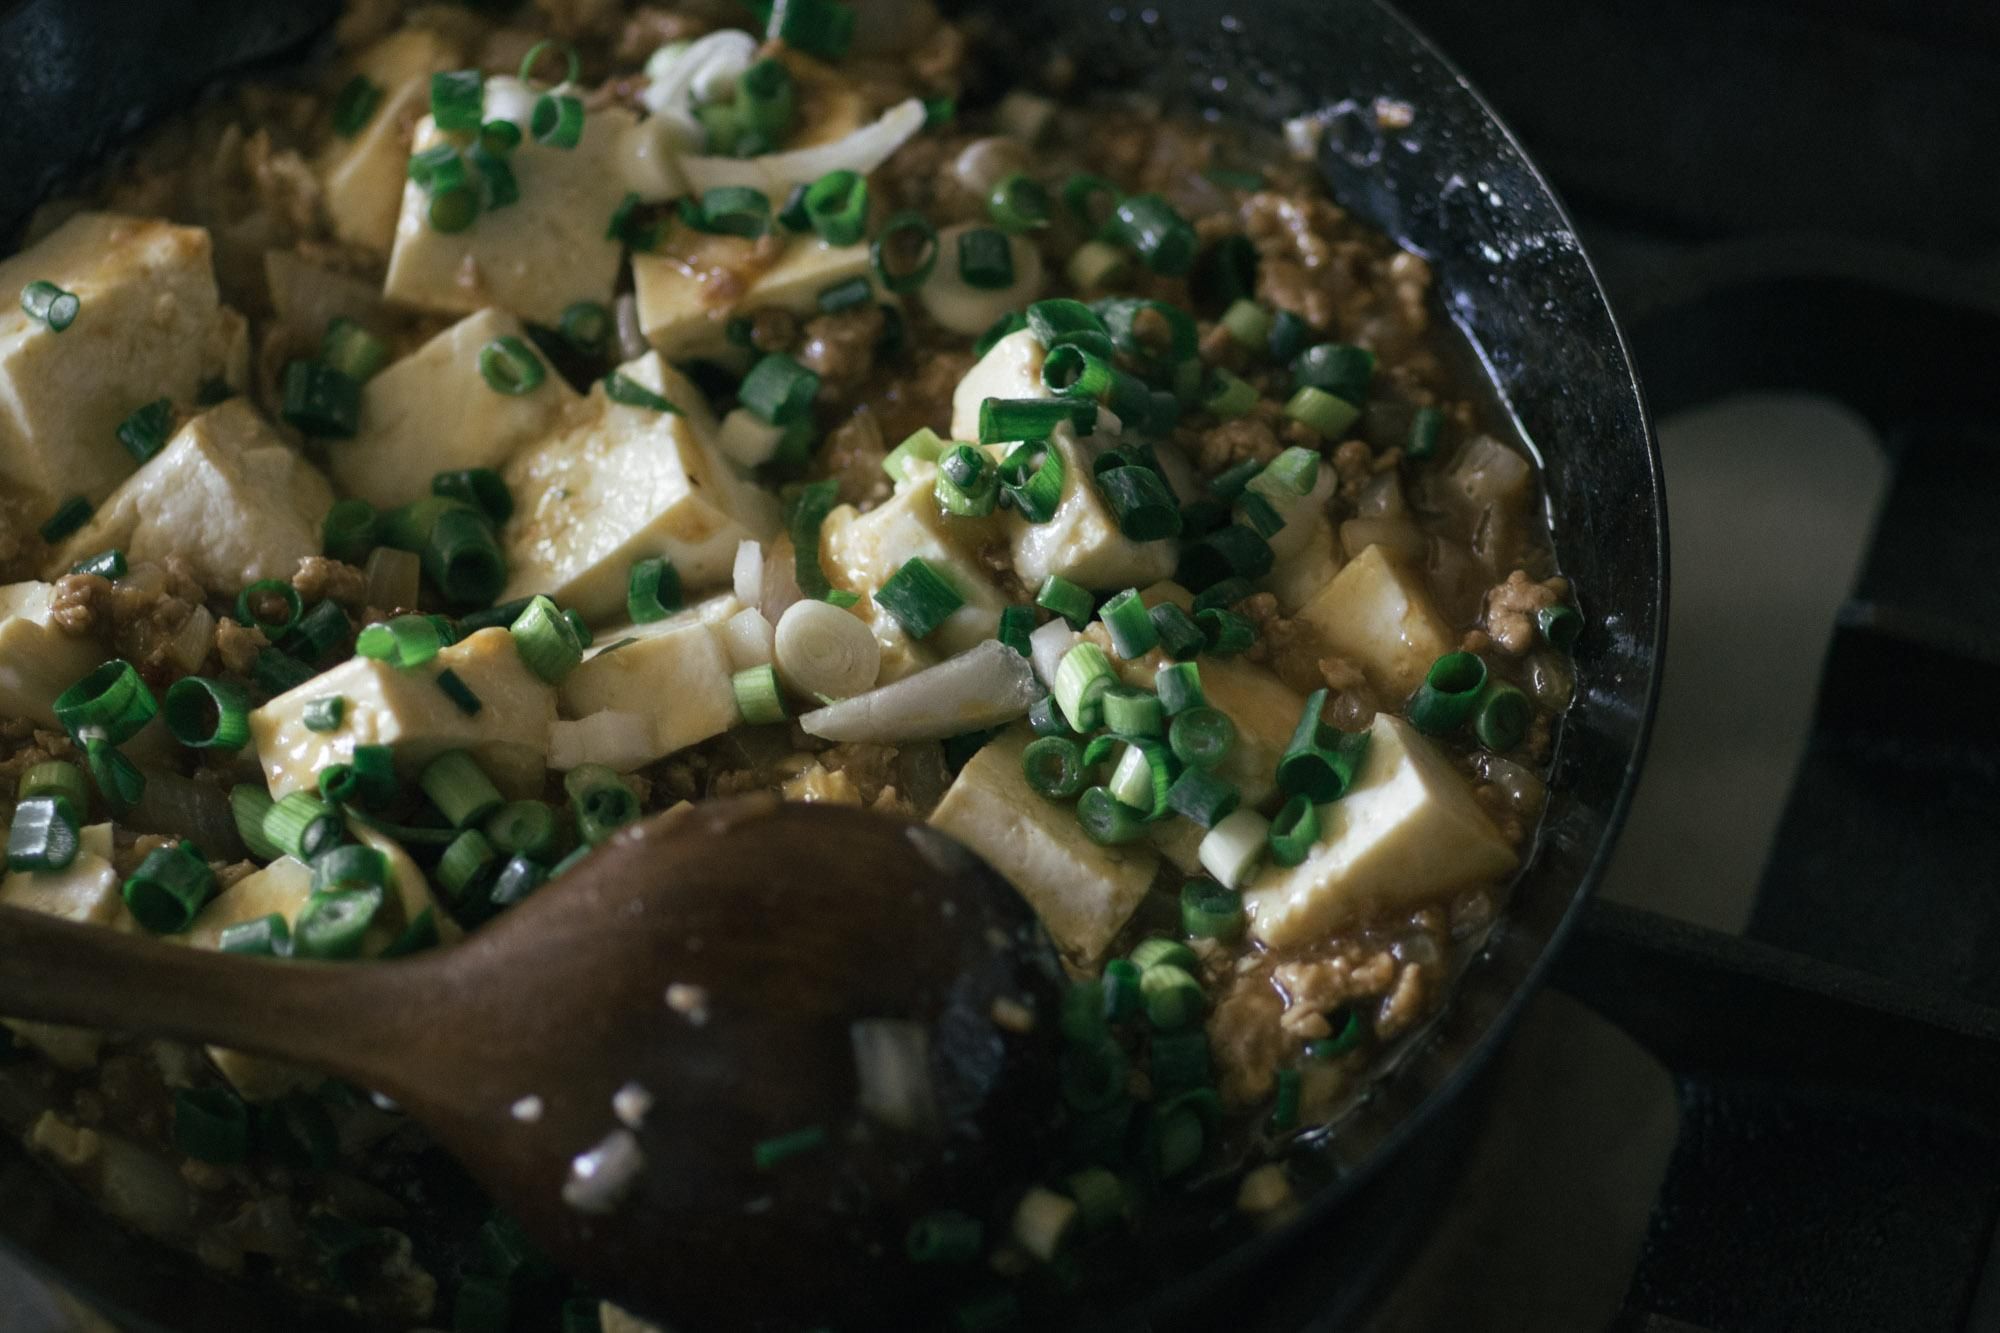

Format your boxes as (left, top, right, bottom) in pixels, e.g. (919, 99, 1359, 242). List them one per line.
(0, 905, 432, 1086)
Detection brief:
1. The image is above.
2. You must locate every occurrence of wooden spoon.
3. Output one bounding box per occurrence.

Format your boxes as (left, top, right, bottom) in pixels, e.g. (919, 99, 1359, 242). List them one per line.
(0, 797, 1065, 1330)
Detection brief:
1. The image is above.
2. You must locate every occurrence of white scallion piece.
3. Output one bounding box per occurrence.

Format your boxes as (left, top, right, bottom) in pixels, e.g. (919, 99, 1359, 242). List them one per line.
(717, 606, 776, 671)
(798, 639, 1038, 743)
(678, 98, 925, 196)
(640, 30, 758, 132)
(1028, 617, 1078, 692)
(717, 406, 786, 468)
(774, 599, 881, 701)
(919, 223, 1045, 336)
(732, 539, 764, 606)
(1200, 807, 1272, 889)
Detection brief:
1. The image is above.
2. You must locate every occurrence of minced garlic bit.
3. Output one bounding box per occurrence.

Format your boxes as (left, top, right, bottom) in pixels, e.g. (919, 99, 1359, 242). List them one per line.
(563, 1128, 644, 1214)
(612, 1080, 653, 1130)
(664, 982, 711, 1025)
(989, 996, 1036, 1033)
(510, 1095, 544, 1123)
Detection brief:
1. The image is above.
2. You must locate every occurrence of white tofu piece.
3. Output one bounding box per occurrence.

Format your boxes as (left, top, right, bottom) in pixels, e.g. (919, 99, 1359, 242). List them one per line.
(332, 307, 577, 508)
(634, 235, 876, 359)
(1293, 543, 1456, 702)
(557, 593, 743, 764)
(0, 213, 233, 509)
(42, 400, 332, 596)
(248, 627, 553, 799)
(1242, 714, 1517, 946)
(501, 353, 781, 623)
(949, 328, 1046, 441)
(317, 28, 464, 253)
(928, 729, 1158, 964)
(0, 824, 129, 930)
(0, 582, 106, 727)
(1263, 511, 1343, 615)
(384, 100, 637, 327)
(821, 480, 1008, 658)
(1008, 428, 1177, 593)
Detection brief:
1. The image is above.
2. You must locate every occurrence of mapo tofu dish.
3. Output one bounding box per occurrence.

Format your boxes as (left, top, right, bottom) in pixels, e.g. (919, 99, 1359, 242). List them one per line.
(0, 1, 1579, 1328)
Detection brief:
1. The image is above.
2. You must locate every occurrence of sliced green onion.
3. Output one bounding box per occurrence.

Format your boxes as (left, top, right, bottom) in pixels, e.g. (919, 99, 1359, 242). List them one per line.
(922, 94, 955, 128)
(494, 855, 549, 912)
(1198, 807, 1269, 889)
(531, 92, 584, 148)
(253, 649, 317, 696)
(606, 191, 662, 250)
(1408, 652, 1488, 735)
(280, 361, 361, 437)
(123, 844, 215, 933)
(1102, 687, 1162, 739)
(1407, 405, 1445, 460)
(509, 594, 585, 683)
(1027, 298, 1111, 357)
(1169, 705, 1235, 771)
(1220, 299, 1271, 350)
(556, 301, 611, 359)
(1027, 694, 1071, 737)
(219, 913, 291, 957)
(733, 664, 786, 724)
(18, 760, 86, 809)
(1150, 1030, 1211, 1097)
(876, 557, 964, 640)
(1166, 765, 1238, 828)
(1099, 960, 1143, 1023)
(1067, 238, 1130, 290)
(355, 614, 444, 669)
(1284, 385, 1360, 439)
(1141, 963, 1204, 1029)
(627, 556, 682, 624)
(1177, 523, 1275, 590)
(263, 792, 341, 862)
(476, 148, 521, 208)
(432, 468, 513, 525)
(1203, 369, 1258, 419)
(1538, 603, 1582, 652)
(802, 169, 867, 246)
(436, 667, 482, 715)
(484, 800, 559, 861)
(906, 1210, 983, 1264)
(301, 696, 346, 733)
(563, 610, 593, 649)
(518, 36, 581, 84)
(317, 763, 361, 805)
(1149, 603, 1204, 661)
(1022, 736, 1087, 801)
(934, 442, 998, 516)
(1061, 173, 1121, 228)
(230, 784, 278, 860)
(1252, 446, 1321, 502)
(1094, 296, 1197, 371)
(174, 1087, 250, 1164)
(115, 398, 174, 464)
(566, 764, 639, 845)
(1130, 936, 1198, 972)
(1192, 232, 1258, 307)
(1097, 465, 1182, 542)
(997, 441, 1066, 523)
(322, 498, 377, 565)
(310, 844, 388, 894)
(603, 371, 679, 413)
(6, 795, 79, 872)
(235, 579, 303, 636)
(1475, 682, 1532, 751)
(54, 660, 156, 745)
(1054, 642, 1113, 732)
(1042, 344, 1114, 403)
(163, 677, 250, 751)
(319, 317, 389, 384)
(956, 227, 1015, 290)
(294, 886, 384, 960)
(429, 69, 483, 132)
(973, 310, 1028, 359)
(1155, 661, 1204, 715)
(1076, 785, 1146, 845)
(752, 1122, 827, 1170)
(478, 336, 547, 396)
(785, 480, 843, 601)
(996, 604, 1036, 658)
(982, 398, 1087, 446)
(1101, 193, 1196, 276)
(1270, 1067, 1302, 1131)
(331, 75, 382, 136)
(1080, 734, 1118, 769)
(740, 353, 819, 425)
(422, 750, 503, 828)
(1036, 575, 1093, 630)
(1267, 309, 1310, 363)
(695, 185, 773, 239)
(1092, 588, 1156, 660)
(1308, 1007, 1367, 1059)
(1109, 739, 1173, 818)
(19, 280, 79, 331)
(1197, 607, 1256, 657)
(988, 173, 1051, 233)
(1268, 793, 1320, 867)
(737, 56, 795, 142)
(439, 828, 500, 905)
(67, 548, 124, 580)
(1293, 342, 1376, 404)
(816, 275, 873, 314)
(870, 211, 939, 294)
(1277, 688, 1373, 800)
(1181, 876, 1245, 941)
(764, 0, 854, 58)
(882, 426, 946, 483)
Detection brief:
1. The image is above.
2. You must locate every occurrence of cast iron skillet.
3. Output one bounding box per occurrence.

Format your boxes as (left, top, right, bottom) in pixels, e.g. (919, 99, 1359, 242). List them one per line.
(0, 0, 1666, 1327)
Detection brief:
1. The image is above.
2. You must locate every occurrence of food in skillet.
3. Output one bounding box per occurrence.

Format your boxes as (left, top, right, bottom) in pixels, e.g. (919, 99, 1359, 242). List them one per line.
(0, 0, 1579, 1326)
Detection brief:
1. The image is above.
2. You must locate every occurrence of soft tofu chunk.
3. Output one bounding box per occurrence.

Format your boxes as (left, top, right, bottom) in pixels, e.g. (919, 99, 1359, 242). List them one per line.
(1264, 512, 1343, 615)
(0, 582, 106, 727)
(557, 593, 742, 764)
(501, 353, 781, 623)
(249, 627, 553, 798)
(384, 101, 636, 327)
(0, 213, 233, 508)
(928, 729, 1158, 965)
(949, 328, 1046, 441)
(1006, 426, 1177, 592)
(0, 824, 129, 929)
(821, 479, 1008, 658)
(317, 29, 464, 252)
(41, 399, 332, 595)
(634, 235, 876, 359)
(332, 307, 577, 507)
(1293, 543, 1456, 702)
(1241, 714, 1518, 947)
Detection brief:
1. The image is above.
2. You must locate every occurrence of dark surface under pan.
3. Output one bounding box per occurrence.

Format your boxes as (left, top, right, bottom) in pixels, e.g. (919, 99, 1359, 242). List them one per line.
(0, 1, 1667, 1328)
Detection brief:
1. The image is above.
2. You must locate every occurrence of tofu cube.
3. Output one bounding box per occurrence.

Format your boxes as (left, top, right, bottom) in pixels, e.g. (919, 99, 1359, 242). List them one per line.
(0, 582, 106, 727)
(634, 235, 876, 359)
(949, 328, 1046, 441)
(928, 729, 1159, 965)
(0, 824, 129, 930)
(384, 99, 637, 327)
(0, 213, 234, 509)
(557, 592, 743, 764)
(1241, 713, 1518, 947)
(1293, 543, 1456, 702)
(501, 353, 781, 623)
(42, 399, 333, 595)
(332, 307, 577, 507)
(821, 480, 1008, 658)
(1006, 427, 1177, 593)
(248, 627, 554, 798)
(317, 28, 465, 253)
(1263, 511, 1343, 615)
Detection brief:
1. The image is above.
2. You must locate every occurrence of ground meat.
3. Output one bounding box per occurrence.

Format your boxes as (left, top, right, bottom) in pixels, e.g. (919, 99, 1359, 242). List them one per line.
(814, 743, 900, 805)
(908, 20, 969, 94)
(1206, 975, 1288, 1105)
(241, 131, 320, 239)
(1237, 593, 1323, 695)
(1373, 962, 1432, 1040)
(215, 620, 269, 675)
(975, 541, 1029, 603)
(1330, 438, 1374, 495)
(98, 560, 207, 686)
(1273, 950, 1397, 1039)
(49, 574, 111, 637)
(820, 409, 890, 508)
(747, 308, 799, 354)
(1317, 654, 1378, 731)
(1243, 190, 1363, 333)
(532, 0, 625, 41)
(854, 343, 975, 446)
(1187, 415, 1280, 476)
(0, 722, 78, 820)
(797, 306, 886, 390)
(613, 6, 718, 64)
(1482, 569, 1566, 656)
(291, 556, 367, 610)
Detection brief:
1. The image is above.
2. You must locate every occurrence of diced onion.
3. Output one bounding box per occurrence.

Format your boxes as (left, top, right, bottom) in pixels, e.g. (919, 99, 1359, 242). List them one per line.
(919, 223, 1045, 336)
(850, 1018, 938, 1134)
(799, 640, 1039, 742)
(678, 98, 926, 197)
(718, 407, 786, 468)
(165, 604, 216, 677)
(549, 712, 656, 773)
(1028, 617, 1078, 692)
(775, 599, 881, 700)
(718, 607, 775, 671)
(732, 539, 764, 606)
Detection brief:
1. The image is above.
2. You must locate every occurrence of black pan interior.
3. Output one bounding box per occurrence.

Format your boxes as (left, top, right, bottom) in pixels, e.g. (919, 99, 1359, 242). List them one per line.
(0, 2, 1666, 1328)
